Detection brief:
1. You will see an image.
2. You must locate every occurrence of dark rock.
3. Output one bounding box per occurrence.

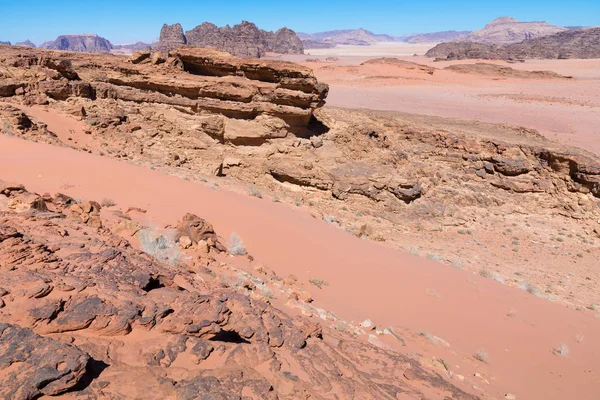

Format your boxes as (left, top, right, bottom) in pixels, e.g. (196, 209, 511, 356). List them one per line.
(156, 23, 186, 53)
(0, 323, 89, 399)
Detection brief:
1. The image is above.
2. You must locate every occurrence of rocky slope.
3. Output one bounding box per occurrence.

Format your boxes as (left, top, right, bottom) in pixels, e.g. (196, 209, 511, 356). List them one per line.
(0, 180, 478, 399)
(426, 27, 600, 60)
(462, 16, 567, 45)
(1, 45, 600, 398)
(157, 21, 304, 58)
(1, 46, 598, 308)
(39, 34, 113, 53)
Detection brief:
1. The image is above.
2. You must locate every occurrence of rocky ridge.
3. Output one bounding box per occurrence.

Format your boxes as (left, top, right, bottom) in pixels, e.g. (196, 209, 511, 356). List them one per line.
(40, 34, 113, 53)
(426, 27, 600, 60)
(406, 30, 471, 44)
(0, 46, 328, 140)
(157, 21, 304, 58)
(461, 16, 567, 45)
(15, 40, 36, 48)
(299, 29, 396, 48)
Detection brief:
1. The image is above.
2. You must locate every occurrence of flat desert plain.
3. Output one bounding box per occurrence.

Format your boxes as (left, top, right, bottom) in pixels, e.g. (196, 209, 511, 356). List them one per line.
(278, 43, 600, 155)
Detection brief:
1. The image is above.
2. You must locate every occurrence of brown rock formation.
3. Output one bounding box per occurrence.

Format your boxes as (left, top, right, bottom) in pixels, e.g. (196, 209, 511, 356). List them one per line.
(426, 27, 600, 60)
(0, 46, 328, 136)
(156, 23, 187, 53)
(0, 182, 478, 399)
(157, 21, 304, 58)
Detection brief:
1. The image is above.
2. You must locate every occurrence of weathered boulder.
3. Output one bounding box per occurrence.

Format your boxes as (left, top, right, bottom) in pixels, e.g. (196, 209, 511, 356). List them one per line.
(0, 323, 90, 399)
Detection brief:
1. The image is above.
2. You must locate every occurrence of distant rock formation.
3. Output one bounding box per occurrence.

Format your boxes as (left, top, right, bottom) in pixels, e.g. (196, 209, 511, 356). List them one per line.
(156, 21, 304, 58)
(0, 41, 10, 46)
(302, 39, 337, 49)
(156, 23, 187, 53)
(40, 34, 113, 53)
(461, 16, 567, 45)
(406, 30, 471, 44)
(299, 29, 396, 47)
(113, 42, 153, 51)
(15, 40, 36, 48)
(426, 27, 600, 60)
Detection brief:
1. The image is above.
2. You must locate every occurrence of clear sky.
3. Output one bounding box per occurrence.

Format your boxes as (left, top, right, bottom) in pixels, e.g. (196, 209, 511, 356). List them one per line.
(1, 0, 598, 45)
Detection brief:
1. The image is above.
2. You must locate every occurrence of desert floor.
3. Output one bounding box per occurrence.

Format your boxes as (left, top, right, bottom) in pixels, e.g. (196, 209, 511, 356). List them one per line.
(2, 44, 600, 399)
(276, 44, 600, 155)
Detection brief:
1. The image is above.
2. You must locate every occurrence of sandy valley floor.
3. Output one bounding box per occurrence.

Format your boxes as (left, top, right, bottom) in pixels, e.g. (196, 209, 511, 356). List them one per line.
(276, 45, 600, 155)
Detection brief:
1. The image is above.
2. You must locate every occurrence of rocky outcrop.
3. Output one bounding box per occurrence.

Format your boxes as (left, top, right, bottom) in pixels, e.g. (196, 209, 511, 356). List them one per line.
(15, 40, 36, 48)
(157, 21, 304, 58)
(0, 46, 327, 139)
(0, 182, 478, 400)
(156, 23, 186, 53)
(427, 27, 600, 60)
(0, 323, 90, 399)
(40, 34, 113, 53)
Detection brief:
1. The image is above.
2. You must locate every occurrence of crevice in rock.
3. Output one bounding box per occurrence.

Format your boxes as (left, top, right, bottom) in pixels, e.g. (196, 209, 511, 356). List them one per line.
(209, 330, 250, 344)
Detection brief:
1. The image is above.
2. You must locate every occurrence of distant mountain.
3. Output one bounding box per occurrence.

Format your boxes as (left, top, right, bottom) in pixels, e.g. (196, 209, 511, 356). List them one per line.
(15, 40, 36, 48)
(156, 21, 304, 58)
(302, 39, 336, 49)
(406, 30, 471, 44)
(113, 42, 153, 51)
(40, 34, 113, 53)
(0, 41, 10, 46)
(426, 27, 600, 60)
(300, 28, 396, 47)
(461, 16, 567, 45)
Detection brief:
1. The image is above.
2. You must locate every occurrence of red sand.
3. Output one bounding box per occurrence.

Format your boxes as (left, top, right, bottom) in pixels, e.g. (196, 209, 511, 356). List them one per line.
(291, 56, 600, 156)
(1, 121, 599, 399)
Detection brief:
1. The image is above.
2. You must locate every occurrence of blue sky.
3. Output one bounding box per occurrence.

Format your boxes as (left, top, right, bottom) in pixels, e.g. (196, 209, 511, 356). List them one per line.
(0, 0, 598, 45)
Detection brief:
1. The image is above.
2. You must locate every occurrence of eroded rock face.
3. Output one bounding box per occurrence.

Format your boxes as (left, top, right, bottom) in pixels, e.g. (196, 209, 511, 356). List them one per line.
(0, 46, 327, 136)
(0, 182, 478, 399)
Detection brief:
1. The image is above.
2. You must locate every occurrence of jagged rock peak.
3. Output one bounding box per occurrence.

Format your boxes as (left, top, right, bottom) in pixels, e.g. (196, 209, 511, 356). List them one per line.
(157, 21, 304, 58)
(157, 23, 187, 53)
